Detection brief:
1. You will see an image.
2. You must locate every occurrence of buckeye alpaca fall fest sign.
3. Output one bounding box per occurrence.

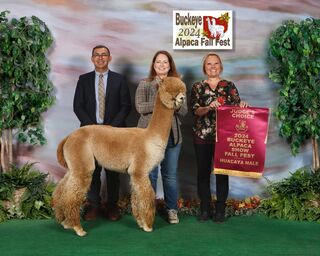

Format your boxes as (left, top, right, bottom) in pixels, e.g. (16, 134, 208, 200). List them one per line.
(173, 10, 233, 50)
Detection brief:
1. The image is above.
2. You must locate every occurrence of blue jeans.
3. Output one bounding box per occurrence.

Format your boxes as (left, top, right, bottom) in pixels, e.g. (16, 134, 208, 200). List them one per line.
(149, 142, 182, 210)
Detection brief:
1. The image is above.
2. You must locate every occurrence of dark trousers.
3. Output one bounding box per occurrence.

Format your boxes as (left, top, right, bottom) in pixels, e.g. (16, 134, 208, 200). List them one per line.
(87, 164, 120, 207)
(193, 142, 229, 213)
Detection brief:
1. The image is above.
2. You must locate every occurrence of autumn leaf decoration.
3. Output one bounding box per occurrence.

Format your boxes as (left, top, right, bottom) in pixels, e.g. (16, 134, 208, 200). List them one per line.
(216, 12, 229, 33)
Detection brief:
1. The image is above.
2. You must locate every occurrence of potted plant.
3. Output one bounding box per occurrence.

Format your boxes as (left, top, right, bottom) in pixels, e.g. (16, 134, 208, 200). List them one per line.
(0, 11, 55, 221)
(0, 163, 54, 222)
(0, 10, 55, 172)
(263, 18, 320, 221)
(267, 17, 320, 171)
(260, 167, 320, 222)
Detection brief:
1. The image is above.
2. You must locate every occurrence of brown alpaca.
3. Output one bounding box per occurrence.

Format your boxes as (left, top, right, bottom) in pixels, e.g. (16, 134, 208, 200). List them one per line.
(52, 77, 186, 236)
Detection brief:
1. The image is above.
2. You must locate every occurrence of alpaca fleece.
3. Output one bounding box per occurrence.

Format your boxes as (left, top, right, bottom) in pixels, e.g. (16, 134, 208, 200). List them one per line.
(52, 77, 186, 236)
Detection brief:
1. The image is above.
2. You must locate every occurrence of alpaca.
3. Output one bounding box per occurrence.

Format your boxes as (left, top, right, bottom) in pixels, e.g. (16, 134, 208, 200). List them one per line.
(52, 77, 186, 236)
(206, 17, 224, 39)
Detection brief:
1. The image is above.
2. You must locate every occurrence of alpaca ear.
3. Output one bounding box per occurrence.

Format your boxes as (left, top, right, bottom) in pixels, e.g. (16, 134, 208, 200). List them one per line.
(158, 83, 175, 109)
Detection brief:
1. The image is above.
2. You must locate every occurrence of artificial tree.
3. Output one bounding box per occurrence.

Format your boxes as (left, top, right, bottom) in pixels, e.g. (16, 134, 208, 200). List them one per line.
(0, 11, 55, 172)
(267, 17, 320, 171)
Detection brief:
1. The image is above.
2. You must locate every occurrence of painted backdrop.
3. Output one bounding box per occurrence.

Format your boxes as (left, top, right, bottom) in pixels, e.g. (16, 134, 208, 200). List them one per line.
(1, 0, 319, 199)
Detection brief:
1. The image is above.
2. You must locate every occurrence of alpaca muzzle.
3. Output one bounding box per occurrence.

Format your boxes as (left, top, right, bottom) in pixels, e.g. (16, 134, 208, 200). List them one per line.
(174, 92, 185, 108)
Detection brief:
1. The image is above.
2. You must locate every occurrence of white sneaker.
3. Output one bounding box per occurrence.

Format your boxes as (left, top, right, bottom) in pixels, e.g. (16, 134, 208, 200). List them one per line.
(167, 209, 179, 224)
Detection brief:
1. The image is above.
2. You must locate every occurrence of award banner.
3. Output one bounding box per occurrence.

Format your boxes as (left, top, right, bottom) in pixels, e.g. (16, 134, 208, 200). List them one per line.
(213, 106, 270, 178)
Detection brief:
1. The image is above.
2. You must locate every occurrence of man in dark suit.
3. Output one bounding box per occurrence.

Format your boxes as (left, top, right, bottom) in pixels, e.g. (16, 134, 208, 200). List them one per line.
(73, 45, 131, 221)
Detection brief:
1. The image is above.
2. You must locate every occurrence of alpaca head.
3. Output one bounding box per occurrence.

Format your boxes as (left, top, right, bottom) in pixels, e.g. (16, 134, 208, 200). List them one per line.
(158, 77, 186, 109)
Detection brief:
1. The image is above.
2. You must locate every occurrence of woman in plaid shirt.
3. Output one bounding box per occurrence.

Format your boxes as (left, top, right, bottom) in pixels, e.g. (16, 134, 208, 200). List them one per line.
(135, 50, 187, 224)
(190, 53, 248, 223)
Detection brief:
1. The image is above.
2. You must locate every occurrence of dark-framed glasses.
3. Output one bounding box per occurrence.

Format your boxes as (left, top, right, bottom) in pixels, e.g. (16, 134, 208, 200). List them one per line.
(92, 53, 109, 58)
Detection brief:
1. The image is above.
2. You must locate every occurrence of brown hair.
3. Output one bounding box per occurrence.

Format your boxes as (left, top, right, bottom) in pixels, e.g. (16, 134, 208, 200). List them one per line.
(92, 45, 110, 56)
(148, 50, 180, 81)
(202, 52, 223, 75)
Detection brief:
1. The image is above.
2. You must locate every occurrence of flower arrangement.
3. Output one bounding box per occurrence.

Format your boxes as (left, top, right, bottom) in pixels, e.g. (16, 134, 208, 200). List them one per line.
(226, 196, 261, 217)
(117, 195, 261, 217)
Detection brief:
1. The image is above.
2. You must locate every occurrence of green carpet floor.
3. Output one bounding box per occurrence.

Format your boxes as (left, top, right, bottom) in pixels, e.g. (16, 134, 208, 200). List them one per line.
(0, 215, 319, 256)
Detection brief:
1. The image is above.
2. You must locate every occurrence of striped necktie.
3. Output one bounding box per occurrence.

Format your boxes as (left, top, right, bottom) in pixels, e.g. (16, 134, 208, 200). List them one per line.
(98, 74, 105, 121)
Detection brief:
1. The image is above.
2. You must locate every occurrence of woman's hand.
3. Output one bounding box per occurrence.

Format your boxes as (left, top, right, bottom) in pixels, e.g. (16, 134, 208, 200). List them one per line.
(195, 100, 221, 116)
(239, 101, 249, 108)
(209, 100, 221, 110)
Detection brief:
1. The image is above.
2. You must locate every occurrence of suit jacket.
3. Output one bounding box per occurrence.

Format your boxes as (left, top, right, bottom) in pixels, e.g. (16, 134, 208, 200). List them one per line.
(73, 70, 131, 127)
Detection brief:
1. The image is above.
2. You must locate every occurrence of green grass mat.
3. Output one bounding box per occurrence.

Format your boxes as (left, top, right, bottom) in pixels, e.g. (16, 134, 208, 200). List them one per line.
(0, 215, 319, 256)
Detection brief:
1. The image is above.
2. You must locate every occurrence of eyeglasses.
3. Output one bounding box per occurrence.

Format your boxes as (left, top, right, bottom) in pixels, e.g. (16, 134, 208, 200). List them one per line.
(92, 53, 109, 58)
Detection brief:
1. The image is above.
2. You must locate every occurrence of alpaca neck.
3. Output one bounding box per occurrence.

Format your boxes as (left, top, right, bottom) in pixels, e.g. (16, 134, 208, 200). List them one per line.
(207, 18, 211, 27)
(146, 95, 174, 142)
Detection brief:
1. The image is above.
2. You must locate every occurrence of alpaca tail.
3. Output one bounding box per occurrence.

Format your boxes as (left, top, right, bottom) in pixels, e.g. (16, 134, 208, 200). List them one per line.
(57, 136, 68, 168)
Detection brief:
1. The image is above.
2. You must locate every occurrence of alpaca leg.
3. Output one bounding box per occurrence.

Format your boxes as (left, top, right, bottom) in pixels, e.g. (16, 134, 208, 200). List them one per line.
(61, 174, 92, 236)
(131, 190, 143, 229)
(62, 194, 87, 236)
(52, 177, 68, 224)
(131, 174, 155, 232)
(59, 198, 85, 236)
(131, 187, 153, 232)
(53, 174, 82, 232)
(54, 206, 66, 224)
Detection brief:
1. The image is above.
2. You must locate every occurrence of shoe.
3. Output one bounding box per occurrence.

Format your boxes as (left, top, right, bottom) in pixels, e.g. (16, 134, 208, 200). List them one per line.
(167, 209, 179, 224)
(213, 202, 226, 223)
(198, 211, 209, 222)
(104, 204, 121, 221)
(83, 204, 99, 221)
(214, 212, 225, 223)
(155, 199, 166, 216)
